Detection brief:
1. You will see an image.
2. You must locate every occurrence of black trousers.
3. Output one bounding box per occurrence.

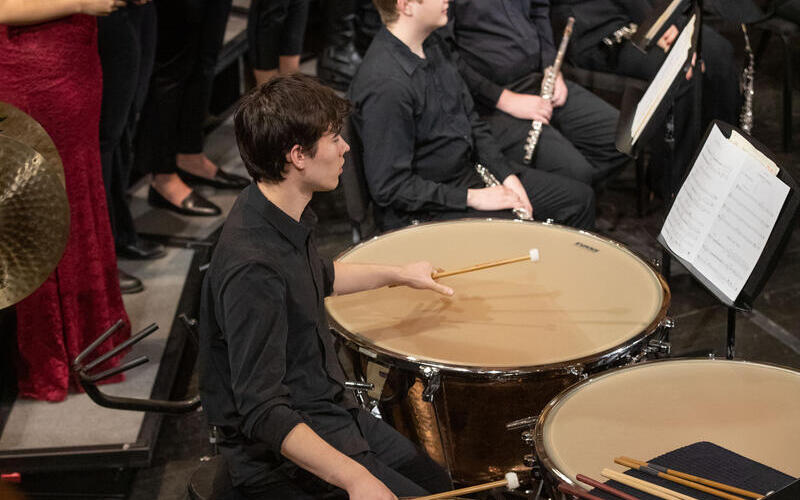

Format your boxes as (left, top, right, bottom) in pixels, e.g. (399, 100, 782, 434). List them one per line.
(136, 0, 232, 175)
(571, 25, 739, 192)
(247, 0, 310, 70)
(234, 410, 452, 499)
(98, 3, 157, 247)
(481, 79, 630, 187)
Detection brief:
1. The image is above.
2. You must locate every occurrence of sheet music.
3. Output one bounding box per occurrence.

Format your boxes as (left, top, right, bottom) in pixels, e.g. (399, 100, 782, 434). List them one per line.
(645, 0, 684, 41)
(661, 126, 741, 261)
(661, 125, 790, 303)
(631, 14, 696, 144)
(730, 130, 780, 175)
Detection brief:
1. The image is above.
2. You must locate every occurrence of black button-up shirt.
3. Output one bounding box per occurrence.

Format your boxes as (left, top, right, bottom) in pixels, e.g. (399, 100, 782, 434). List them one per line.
(349, 27, 517, 230)
(198, 184, 367, 487)
(447, 0, 558, 107)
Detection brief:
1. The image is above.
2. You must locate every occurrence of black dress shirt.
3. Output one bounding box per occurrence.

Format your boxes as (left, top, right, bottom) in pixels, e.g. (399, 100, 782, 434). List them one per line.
(198, 184, 368, 487)
(349, 27, 517, 230)
(447, 0, 558, 107)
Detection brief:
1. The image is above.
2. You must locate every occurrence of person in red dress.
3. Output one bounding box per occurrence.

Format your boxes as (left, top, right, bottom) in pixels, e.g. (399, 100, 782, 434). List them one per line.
(0, 0, 132, 401)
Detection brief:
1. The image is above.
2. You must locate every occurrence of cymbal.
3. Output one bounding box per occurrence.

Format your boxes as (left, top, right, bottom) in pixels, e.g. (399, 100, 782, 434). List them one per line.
(0, 102, 69, 309)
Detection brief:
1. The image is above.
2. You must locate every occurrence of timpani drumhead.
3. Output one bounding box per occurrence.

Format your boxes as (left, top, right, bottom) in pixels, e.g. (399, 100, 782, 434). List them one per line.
(326, 220, 667, 369)
(537, 359, 800, 484)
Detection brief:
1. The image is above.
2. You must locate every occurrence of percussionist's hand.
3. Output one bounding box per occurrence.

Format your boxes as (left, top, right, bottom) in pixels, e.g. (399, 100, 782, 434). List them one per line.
(399, 262, 454, 296)
(344, 468, 397, 500)
(496, 89, 552, 122)
(79, 0, 127, 15)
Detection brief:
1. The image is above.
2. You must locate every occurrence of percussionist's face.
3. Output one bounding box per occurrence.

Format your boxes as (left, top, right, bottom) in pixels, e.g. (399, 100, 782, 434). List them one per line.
(304, 132, 349, 192)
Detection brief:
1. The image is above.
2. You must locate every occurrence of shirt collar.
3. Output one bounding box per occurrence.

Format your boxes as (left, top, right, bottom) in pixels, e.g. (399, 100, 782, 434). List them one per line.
(243, 183, 310, 251)
(377, 26, 431, 76)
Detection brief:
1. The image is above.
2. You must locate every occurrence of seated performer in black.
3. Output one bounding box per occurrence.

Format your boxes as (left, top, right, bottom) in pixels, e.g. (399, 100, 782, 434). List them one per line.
(550, 0, 740, 189)
(198, 74, 453, 500)
(349, 0, 595, 231)
(444, 0, 630, 186)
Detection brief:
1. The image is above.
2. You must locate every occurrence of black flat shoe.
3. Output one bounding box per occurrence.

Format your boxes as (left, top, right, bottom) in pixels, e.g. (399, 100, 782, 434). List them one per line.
(117, 238, 166, 260)
(118, 268, 144, 294)
(177, 166, 250, 190)
(148, 186, 222, 217)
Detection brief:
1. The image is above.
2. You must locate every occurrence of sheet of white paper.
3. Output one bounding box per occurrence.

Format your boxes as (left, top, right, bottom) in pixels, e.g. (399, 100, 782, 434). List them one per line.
(645, 0, 684, 41)
(660, 125, 741, 262)
(693, 150, 789, 302)
(631, 15, 696, 144)
(730, 130, 779, 175)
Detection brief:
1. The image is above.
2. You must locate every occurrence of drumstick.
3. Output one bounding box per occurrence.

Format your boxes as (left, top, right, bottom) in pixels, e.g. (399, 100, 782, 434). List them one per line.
(615, 458, 747, 500)
(432, 249, 540, 279)
(619, 457, 764, 499)
(576, 474, 642, 500)
(412, 472, 519, 499)
(601, 468, 695, 500)
(558, 482, 606, 500)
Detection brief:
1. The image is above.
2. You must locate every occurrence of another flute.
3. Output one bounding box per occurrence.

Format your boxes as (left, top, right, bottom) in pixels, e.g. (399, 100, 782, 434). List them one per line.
(523, 17, 575, 164)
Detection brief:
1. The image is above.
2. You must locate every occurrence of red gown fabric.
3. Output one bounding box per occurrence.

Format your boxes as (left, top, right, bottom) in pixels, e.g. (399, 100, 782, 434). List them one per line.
(0, 16, 131, 401)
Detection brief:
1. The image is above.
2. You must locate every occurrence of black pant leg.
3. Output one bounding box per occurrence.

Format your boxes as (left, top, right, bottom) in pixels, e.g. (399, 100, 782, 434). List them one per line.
(176, 0, 233, 154)
(550, 81, 630, 183)
(136, 0, 201, 175)
(518, 166, 596, 230)
(98, 9, 141, 247)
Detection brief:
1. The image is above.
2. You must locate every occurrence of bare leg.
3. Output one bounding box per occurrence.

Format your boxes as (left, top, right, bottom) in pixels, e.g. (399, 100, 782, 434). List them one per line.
(253, 68, 279, 86)
(176, 152, 219, 177)
(278, 55, 301, 74)
(151, 173, 193, 205)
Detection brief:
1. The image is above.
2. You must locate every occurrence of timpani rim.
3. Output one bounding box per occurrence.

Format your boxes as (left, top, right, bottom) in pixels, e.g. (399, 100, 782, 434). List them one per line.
(327, 218, 672, 376)
(531, 357, 800, 489)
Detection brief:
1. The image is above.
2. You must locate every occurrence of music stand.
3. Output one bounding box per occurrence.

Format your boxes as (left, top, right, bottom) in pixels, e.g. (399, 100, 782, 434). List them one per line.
(657, 121, 800, 359)
(631, 0, 686, 52)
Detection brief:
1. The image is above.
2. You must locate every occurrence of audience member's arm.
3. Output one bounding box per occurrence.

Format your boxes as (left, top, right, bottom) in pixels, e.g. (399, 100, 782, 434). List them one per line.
(0, 0, 124, 25)
(530, 0, 557, 64)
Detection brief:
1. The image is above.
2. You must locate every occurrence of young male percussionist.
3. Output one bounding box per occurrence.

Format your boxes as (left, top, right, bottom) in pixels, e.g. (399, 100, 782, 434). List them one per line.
(349, 0, 595, 231)
(198, 74, 452, 499)
(444, 0, 630, 186)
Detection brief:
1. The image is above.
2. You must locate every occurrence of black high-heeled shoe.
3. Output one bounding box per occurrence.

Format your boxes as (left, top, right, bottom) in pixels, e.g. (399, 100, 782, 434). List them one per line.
(177, 166, 250, 190)
(147, 186, 222, 217)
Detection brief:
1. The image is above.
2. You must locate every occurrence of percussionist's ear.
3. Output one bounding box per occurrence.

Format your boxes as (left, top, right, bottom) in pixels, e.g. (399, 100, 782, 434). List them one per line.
(286, 144, 306, 171)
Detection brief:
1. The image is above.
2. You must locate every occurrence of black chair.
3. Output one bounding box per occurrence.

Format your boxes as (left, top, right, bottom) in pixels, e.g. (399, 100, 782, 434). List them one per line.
(340, 118, 382, 243)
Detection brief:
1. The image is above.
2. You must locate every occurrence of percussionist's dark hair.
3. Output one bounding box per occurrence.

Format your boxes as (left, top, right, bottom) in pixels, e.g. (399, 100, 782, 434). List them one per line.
(233, 73, 351, 184)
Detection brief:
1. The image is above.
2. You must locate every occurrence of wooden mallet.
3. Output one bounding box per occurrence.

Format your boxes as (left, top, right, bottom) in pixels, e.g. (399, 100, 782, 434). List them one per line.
(410, 472, 521, 499)
(432, 249, 540, 279)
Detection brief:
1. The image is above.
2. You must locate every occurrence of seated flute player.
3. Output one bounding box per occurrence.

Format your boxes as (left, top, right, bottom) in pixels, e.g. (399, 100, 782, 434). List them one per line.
(198, 74, 454, 500)
(443, 0, 630, 187)
(348, 0, 595, 231)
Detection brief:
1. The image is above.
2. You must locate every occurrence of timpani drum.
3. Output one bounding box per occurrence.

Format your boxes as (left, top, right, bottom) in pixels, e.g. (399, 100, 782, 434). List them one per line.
(325, 219, 671, 484)
(534, 358, 800, 498)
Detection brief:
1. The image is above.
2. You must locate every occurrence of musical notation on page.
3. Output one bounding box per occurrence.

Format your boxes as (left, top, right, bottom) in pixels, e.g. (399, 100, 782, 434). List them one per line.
(660, 125, 789, 303)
